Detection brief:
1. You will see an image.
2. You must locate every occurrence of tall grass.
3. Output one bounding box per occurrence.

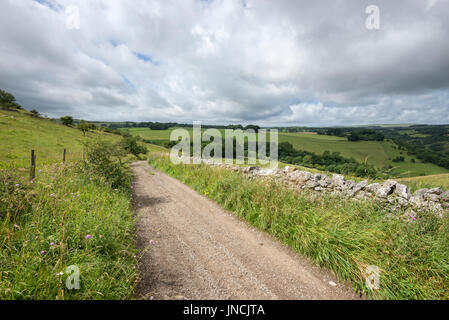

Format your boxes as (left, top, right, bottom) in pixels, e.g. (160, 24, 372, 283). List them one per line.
(0, 154, 136, 299)
(398, 174, 449, 192)
(149, 153, 449, 300)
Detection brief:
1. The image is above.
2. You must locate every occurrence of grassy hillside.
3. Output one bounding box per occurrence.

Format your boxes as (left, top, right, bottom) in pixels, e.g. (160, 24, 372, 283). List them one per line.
(0, 111, 139, 299)
(398, 174, 449, 192)
(0, 162, 137, 299)
(0, 109, 121, 170)
(123, 127, 449, 178)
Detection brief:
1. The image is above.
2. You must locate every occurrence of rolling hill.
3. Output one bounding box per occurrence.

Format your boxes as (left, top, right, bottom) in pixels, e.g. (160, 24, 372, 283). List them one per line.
(122, 127, 449, 178)
(0, 109, 121, 170)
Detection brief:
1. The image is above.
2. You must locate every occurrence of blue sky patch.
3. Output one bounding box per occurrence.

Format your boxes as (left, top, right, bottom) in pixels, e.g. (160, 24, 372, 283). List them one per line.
(121, 75, 136, 89)
(134, 52, 159, 66)
(33, 0, 62, 11)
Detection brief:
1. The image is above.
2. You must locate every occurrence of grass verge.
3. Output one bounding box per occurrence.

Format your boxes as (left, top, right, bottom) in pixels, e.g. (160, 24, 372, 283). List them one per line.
(0, 160, 136, 299)
(149, 153, 449, 300)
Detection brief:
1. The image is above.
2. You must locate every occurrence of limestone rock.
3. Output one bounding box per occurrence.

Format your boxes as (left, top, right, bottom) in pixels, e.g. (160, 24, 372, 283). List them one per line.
(413, 188, 429, 199)
(376, 180, 397, 198)
(427, 187, 443, 195)
(394, 183, 411, 200)
(283, 166, 297, 173)
(347, 180, 368, 197)
(440, 191, 449, 202)
(331, 174, 346, 188)
(242, 166, 259, 174)
(365, 183, 381, 194)
(318, 176, 332, 188)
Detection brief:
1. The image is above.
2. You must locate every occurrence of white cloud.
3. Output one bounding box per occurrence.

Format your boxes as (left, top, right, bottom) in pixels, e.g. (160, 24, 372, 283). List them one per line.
(0, 0, 448, 125)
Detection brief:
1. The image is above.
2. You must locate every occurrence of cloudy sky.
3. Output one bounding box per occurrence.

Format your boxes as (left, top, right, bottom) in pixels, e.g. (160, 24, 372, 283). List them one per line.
(1, 0, 448, 126)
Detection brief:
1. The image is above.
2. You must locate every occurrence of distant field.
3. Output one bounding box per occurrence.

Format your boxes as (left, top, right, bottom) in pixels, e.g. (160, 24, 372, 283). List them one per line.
(0, 109, 121, 170)
(397, 129, 431, 138)
(124, 128, 449, 177)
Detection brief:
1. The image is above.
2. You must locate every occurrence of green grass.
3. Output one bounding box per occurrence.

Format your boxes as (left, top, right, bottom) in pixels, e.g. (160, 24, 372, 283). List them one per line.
(398, 130, 431, 138)
(0, 162, 136, 299)
(0, 111, 140, 299)
(148, 153, 449, 300)
(398, 174, 449, 193)
(0, 109, 121, 171)
(124, 128, 449, 178)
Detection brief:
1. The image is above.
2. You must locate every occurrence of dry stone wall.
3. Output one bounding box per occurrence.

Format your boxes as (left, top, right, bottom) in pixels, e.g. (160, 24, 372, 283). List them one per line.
(199, 159, 448, 216)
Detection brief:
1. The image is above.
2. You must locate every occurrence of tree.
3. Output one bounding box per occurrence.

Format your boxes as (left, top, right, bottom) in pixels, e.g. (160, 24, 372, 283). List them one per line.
(347, 132, 360, 141)
(60, 116, 74, 126)
(244, 125, 261, 133)
(77, 120, 90, 136)
(120, 136, 148, 156)
(0, 89, 21, 109)
(30, 109, 40, 117)
(0, 89, 15, 104)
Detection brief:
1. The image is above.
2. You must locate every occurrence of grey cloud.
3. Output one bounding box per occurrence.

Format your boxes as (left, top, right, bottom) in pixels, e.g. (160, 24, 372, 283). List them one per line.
(0, 0, 448, 125)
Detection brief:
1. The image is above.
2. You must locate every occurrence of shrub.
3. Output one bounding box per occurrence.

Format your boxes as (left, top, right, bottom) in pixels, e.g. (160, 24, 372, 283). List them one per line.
(60, 116, 74, 126)
(29, 109, 40, 117)
(84, 140, 131, 189)
(120, 136, 148, 157)
(77, 120, 90, 136)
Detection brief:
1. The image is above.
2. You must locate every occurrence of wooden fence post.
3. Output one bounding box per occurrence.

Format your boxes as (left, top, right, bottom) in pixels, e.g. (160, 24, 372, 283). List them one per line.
(30, 150, 36, 181)
(63, 148, 66, 163)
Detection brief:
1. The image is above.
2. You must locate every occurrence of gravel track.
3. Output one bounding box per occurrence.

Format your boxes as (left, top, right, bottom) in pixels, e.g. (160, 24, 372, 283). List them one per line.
(132, 161, 359, 300)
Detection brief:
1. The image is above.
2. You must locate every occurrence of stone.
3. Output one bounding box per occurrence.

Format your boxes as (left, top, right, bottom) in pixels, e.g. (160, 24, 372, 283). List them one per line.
(305, 179, 319, 188)
(242, 166, 259, 174)
(283, 166, 297, 173)
(255, 169, 276, 176)
(409, 195, 424, 206)
(440, 191, 449, 202)
(394, 183, 411, 200)
(413, 189, 429, 199)
(365, 183, 381, 194)
(376, 180, 397, 198)
(427, 194, 440, 202)
(427, 187, 443, 195)
(331, 174, 346, 188)
(318, 176, 332, 187)
(344, 180, 356, 190)
(347, 180, 368, 196)
(297, 171, 313, 186)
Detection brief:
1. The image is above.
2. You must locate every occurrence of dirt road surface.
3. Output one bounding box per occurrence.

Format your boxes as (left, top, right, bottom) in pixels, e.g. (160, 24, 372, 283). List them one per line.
(132, 161, 359, 300)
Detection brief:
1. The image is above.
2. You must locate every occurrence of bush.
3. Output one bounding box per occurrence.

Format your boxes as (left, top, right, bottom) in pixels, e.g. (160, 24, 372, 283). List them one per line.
(77, 120, 90, 136)
(120, 136, 148, 157)
(84, 140, 131, 189)
(30, 109, 40, 117)
(60, 116, 74, 126)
